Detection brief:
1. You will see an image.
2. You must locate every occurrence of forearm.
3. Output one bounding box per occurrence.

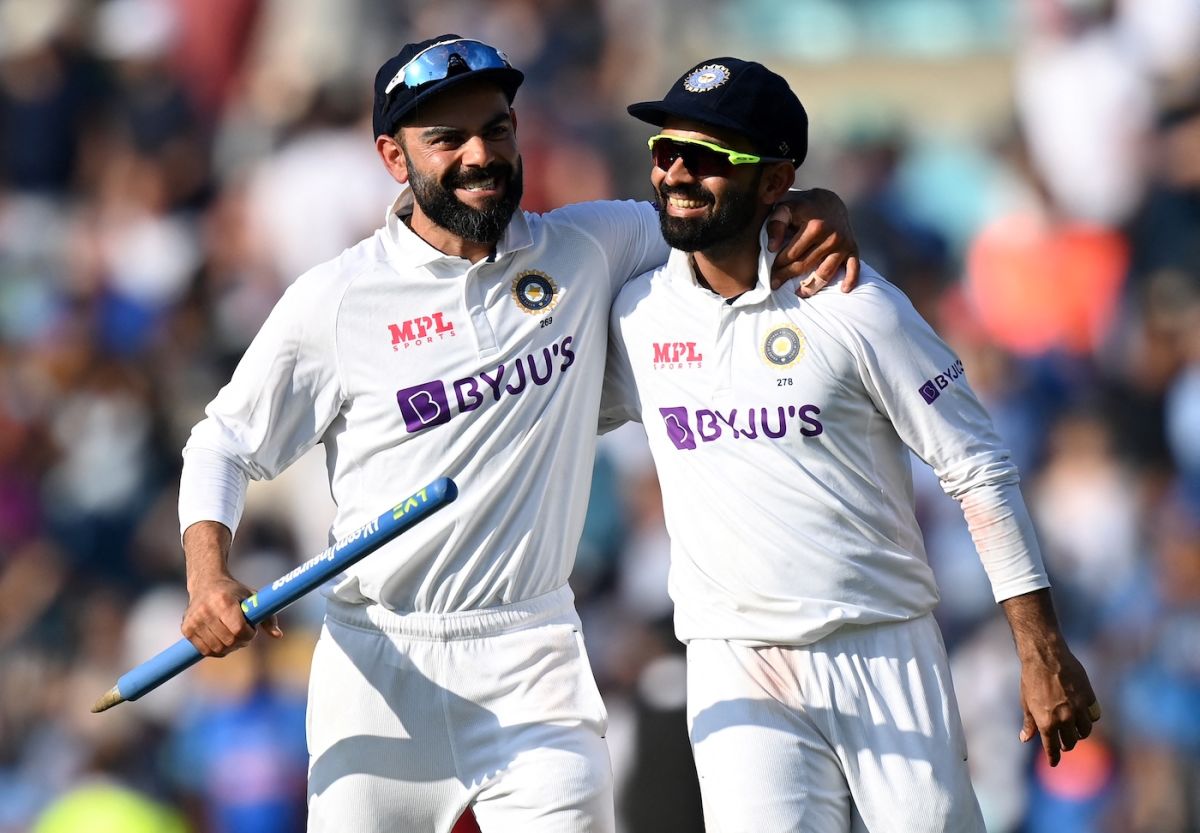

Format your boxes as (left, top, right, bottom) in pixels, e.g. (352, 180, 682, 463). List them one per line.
(1000, 587, 1065, 661)
(183, 520, 233, 593)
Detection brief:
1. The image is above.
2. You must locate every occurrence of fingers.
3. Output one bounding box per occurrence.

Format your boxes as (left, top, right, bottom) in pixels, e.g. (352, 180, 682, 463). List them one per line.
(765, 205, 791, 252)
(1074, 712, 1094, 742)
(1040, 723, 1062, 767)
(182, 587, 257, 657)
(797, 274, 828, 298)
(263, 614, 284, 639)
(841, 256, 861, 293)
(187, 617, 250, 657)
(1020, 709, 1037, 744)
(1025, 699, 1102, 767)
(785, 221, 841, 275)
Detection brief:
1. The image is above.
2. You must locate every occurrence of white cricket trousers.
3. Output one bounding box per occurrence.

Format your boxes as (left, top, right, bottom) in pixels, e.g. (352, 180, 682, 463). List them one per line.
(306, 585, 614, 833)
(687, 614, 986, 833)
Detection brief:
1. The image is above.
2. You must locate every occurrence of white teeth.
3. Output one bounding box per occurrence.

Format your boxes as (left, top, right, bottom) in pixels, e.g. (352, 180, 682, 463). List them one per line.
(463, 180, 496, 191)
(669, 197, 706, 209)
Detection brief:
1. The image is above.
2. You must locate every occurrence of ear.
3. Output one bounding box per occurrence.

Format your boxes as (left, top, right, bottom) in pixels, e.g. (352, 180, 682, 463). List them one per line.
(759, 162, 796, 204)
(376, 133, 410, 185)
(510, 106, 519, 134)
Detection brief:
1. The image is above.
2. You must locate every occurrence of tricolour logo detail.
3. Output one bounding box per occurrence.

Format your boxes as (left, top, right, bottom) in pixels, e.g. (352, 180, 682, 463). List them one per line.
(762, 325, 806, 368)
(684, 64, 731, 93)
(918, 359, 966, 405)
(511, 270, 560, 314)
(388, 312, 455, 350)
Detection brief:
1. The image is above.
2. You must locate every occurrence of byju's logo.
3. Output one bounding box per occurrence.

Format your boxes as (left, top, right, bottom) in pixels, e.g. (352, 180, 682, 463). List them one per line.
(918, 359, 966, 405)
(657, 403, 824, 450)
(396, 335, 577, 434)
(659, 407, 697, 450)
(397, 381, 452, 432)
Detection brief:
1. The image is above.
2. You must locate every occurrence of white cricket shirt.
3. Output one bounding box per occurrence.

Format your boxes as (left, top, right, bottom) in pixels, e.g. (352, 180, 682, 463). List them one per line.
(602, 228, 1049, 646)
(180, 192, 665, 612)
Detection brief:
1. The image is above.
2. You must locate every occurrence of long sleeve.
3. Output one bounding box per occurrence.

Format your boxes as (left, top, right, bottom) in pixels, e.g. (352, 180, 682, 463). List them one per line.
(839, 278, 1050, 602)
(179, 270, 346, 538)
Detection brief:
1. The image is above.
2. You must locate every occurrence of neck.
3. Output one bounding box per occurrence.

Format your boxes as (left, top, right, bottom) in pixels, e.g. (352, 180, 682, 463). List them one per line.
(406, 207, 495, 264)
(691, 227, 762, 298)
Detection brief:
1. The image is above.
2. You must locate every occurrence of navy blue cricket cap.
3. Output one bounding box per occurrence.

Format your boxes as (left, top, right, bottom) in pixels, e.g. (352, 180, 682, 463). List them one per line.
(372, 34, 525, 138)
(628, 57, 808, 167)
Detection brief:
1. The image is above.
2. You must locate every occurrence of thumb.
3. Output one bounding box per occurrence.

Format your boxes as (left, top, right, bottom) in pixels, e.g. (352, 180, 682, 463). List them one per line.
(264, 615, 283, 639)
(1020, 709, 1037, 743)
(765, 205, 790, 252)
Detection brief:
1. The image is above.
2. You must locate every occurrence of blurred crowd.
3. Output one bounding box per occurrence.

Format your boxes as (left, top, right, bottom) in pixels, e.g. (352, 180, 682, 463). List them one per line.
(1, 0, 1198, 831)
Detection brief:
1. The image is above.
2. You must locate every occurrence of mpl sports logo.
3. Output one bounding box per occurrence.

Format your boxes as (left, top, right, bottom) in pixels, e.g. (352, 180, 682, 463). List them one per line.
(388, 313, 455, 351)
(396, 335, 577, 433)
(659, 402, 824, 450)
(918, 358, 966, 404)
(652, 341, 704, 369)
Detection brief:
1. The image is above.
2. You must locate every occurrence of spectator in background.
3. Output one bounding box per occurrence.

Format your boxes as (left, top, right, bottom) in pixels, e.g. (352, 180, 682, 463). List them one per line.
(0, 0, 97, 195)
(1014, 0, 1151, 225)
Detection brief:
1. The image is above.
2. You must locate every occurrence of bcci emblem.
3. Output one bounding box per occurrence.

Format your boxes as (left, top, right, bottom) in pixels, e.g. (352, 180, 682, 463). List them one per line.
(511, 270, 560, 314)
(683, 64, 730, 93)
(761, 325, 806, 368)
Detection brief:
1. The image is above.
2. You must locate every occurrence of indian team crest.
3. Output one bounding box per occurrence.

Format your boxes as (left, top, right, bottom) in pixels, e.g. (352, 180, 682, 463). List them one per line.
(683, 64, 730, 93)
(761, 325, 806, 368)
(511, 270, 560, 314)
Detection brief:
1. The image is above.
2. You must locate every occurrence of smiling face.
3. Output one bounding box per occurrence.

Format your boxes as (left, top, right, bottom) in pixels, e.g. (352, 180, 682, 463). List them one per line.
(650, 119, 794, 254)
(377, 79, 523, 248)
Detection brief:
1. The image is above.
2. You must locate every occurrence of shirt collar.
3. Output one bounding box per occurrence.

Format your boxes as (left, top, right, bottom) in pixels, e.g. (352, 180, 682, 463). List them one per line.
(381, 188, 534, 267)
(669, 221, 798, 306)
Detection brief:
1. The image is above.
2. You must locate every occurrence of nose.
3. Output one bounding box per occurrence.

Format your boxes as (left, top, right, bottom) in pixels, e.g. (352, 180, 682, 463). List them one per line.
(460, 135, 494, 168)
(662, 156, 694, 187)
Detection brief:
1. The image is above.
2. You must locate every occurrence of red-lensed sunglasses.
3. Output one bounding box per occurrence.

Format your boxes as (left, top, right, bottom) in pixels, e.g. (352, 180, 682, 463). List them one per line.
(648, 134, 792, 178)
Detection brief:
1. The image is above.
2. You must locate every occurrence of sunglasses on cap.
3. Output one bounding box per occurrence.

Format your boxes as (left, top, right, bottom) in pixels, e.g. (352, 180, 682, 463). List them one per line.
(384, 38, 514, 94)
(648, 134, 792, 178)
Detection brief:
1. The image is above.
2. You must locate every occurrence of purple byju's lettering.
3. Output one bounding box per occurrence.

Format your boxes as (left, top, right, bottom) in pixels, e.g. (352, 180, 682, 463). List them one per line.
(918, 358, 965, 405)
(397, 336, 576, 434)
(657, 403, 824, 449)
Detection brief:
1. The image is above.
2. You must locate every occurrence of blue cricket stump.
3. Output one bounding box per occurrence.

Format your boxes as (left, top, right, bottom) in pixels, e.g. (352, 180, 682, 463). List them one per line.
(92, 477, 458, 712)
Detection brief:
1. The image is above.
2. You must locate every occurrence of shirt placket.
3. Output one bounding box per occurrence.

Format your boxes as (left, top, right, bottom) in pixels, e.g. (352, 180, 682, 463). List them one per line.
(462, 259, 499, 357)
(711, 299, 738, 405)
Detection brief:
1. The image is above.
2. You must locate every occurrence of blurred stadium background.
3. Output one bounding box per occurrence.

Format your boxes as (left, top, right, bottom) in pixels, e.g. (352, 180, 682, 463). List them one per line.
(1, 0, 1199, 830)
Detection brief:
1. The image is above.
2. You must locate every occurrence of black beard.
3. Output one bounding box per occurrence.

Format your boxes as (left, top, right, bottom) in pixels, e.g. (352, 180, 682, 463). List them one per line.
(407, 157, 524, 245)
(654, 173, 761, 253)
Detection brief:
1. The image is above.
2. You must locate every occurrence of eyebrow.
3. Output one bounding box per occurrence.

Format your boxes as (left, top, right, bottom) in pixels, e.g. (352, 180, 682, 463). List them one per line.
(419, 110, 512, 142)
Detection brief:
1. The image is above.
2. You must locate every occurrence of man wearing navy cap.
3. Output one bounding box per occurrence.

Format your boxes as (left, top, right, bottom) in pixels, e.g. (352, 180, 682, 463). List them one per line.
(175, 36, 860, 833)
(603, 58, 1100, 831)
